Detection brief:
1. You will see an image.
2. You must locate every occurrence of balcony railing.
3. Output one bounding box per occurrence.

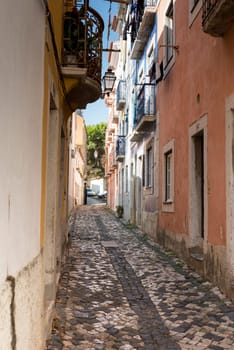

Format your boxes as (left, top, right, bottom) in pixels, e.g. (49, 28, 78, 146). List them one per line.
(116, 136, 125, 162)
(63, 1, 104, 83)
(129, 0, 157, 59)
(134, 84, 156, 128)
(202, 0, 234, 36)
(116, 80, 126, 111)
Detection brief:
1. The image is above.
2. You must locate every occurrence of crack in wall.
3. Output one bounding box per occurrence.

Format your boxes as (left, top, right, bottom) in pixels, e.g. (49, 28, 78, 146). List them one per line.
(6, 276, 16, 350)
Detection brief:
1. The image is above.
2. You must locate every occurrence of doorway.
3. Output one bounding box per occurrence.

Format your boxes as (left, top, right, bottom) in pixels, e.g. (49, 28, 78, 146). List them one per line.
(189, 116, 207, 249)
(193, 131, 204, 239)
(44, 93, 59, 311)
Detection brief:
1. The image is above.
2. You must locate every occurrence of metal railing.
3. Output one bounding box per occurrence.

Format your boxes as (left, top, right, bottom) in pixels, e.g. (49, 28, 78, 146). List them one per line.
(134, 84, 156, 127)
(116, 136, 125, 158)
(202, 0, 219, 24)
(63, 0, 104, 83)
(130, 0, 157, 43)
(116, 80, 126, 110)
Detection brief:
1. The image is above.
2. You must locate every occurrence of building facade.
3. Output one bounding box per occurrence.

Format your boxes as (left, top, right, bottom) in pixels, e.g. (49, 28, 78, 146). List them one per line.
(0, 0, 104, 348)
(156, 0, 234, 300)
(106, 0, 158, 227)
(105, 92, 119, 212)
(107, 0, 234, 300)
(68, 112, 87, 211)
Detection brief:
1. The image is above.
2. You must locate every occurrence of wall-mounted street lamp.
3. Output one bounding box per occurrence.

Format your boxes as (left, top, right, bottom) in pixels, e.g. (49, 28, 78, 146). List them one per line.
(102, 68, 116, 96)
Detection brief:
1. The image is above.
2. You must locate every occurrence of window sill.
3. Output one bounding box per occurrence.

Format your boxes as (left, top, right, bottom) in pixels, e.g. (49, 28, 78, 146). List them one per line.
(162, 200, 174, 212)
(163, 200, 173, 204)
(144, 186, 154, 195)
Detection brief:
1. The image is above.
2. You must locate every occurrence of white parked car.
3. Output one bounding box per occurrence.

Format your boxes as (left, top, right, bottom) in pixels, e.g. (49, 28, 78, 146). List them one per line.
(86, 188, 96, 197)
(97, 190, 107, 199)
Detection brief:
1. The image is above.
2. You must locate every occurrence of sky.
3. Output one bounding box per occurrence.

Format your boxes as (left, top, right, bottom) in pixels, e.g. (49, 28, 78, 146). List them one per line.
(82, 0, 118, 126)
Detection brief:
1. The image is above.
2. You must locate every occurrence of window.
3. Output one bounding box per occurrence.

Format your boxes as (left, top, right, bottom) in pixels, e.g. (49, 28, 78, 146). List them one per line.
(147, 42, 156, 82)
(138, 67, 144, 84)
(162, 139, 174, 212)
(189, 0, 202, 25)
(165, 1, 174, 67)
(142, 154, 145, 187)
(147, 44, 154, 70)
(190, 0, 199, 13)
(165, 151, 172, 201)
(125, 165, 128, 192)
(146, 147, 153, 187)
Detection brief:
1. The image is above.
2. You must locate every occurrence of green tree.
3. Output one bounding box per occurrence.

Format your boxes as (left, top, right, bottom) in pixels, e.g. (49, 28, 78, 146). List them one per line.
(86, 122, 107, 178)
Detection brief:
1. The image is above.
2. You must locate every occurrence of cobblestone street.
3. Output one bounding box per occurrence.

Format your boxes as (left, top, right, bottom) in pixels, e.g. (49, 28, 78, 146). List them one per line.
(47, 205, 234, 350)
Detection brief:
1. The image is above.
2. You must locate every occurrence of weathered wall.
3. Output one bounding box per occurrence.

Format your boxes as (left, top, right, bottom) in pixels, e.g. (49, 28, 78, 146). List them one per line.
(15, 254, 44, 350)
(0, 254, 43, 350)
(0, 0, 68, 348)
(158, 1, 234, 240)
(157, 1, 234, 299)
(0, 283, 12, 350)
(0, 0, 45, 281)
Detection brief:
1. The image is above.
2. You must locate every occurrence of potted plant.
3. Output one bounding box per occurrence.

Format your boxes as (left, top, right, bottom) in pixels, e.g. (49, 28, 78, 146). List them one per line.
(116, 205, 124, 218)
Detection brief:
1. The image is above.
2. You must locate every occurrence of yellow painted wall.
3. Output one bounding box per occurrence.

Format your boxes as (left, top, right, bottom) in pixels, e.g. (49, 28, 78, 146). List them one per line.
(40, 1, 70, 248)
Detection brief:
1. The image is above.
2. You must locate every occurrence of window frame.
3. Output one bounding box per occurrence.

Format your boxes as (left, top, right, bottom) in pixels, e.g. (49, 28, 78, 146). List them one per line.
(146, 146, 153, 188)
(125, 165, 129, 193)
(189, 0, 202, 26)
(162, 139, 175, 212)
(147, 41, 155, 71)
(144, 138, 154, 194)
(163, 0, 175, 75)
(165, 150, 172, 201)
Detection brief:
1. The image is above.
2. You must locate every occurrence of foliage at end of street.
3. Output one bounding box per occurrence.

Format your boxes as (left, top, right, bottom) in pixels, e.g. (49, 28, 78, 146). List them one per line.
(86, 122, 107, 178)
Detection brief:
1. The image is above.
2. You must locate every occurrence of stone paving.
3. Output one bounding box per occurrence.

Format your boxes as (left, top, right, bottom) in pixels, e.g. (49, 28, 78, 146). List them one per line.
(46, 205, 234, 350)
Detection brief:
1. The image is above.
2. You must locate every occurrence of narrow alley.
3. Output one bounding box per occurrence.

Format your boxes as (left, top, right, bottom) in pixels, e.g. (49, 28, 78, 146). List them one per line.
(46, 205, 234, 350)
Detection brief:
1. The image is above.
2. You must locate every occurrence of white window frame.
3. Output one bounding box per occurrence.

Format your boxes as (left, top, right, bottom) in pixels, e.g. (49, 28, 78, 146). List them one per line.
(138, 65, 144, 84)
(162, 139, 174, 212)
(147, 41, 155, 72)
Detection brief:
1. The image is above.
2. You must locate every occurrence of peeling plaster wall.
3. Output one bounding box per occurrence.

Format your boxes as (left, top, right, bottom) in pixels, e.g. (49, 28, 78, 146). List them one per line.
(0, 254, 44, 350)
(15, 254, 44, 350)
(0, 283, 12, 350)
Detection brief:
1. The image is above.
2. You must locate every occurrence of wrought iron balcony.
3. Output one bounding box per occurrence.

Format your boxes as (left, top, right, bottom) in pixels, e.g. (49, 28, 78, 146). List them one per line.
(116, 136, 125, 162)
(116, 80, 126, 111)
(62, 1, 104, 109)
(133, 84, 156, 133)
(129, 0, 157, 60)
(202, 0, 234, 36)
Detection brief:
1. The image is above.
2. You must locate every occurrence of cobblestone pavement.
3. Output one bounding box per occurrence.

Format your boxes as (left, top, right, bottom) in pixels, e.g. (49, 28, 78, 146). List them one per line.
(47, 205, 234, 350)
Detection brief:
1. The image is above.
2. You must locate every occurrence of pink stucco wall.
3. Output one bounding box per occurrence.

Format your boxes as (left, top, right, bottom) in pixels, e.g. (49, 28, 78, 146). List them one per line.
(157, 2, 234, 246)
